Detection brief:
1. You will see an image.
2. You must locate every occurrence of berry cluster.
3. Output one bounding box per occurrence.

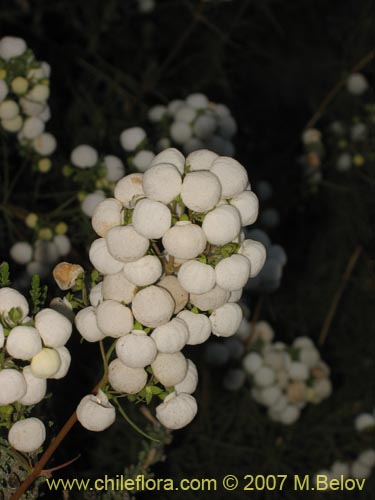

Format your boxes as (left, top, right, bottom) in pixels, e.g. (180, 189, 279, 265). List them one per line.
(0, 36, 56, 170)
(0, 286, 72, 453)
(74, 148, 265, 431)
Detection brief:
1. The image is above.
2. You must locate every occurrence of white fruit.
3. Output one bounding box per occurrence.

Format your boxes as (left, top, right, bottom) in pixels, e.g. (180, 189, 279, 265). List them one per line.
(18, 366, 47, 405)
(123, 255, 162, 286)
(120, 127, 146, 151)
(30, 348, 61, 379)
(163, 221, 207, 259)
(158, 276, 188, 314)
(75, 306, 105, 342)
(8, 418, 46, 453)
(230, 190, 258, 226)
(174, 360, 198, 394)
(151, 352, 188, 387)
(89, 282, 103, 307)
(108, 358, 147, 394)
(209, 302, 243, 337)
(242, 352, 263, 375)
(70, 144, 98, 168)
(105, 225, 149, 263)
(0, 287, 29, 321)
(51, 346, 71, 379)
(81, 191, 106, 217)
(239, 239, 266, 277)
(215, 254, 251, 291)
(0, 369, 27, 405)
(32, 133, 57, 155)
(132, 150, 155, 172)
(156, 392, 197, 429)
(186, 149, 218, 171)
(202, 205, 241, 246)
(116, 331, 157, 368)
(181, 171, 221, 212)
(102, 272, 137, 304)
(6, 326, 42, 360)
(210, 157, 248, 197)
(177, 260, 216, 294)
(142, 163, 182, 204)
(76, 390, 116, 432)
(150, 148, 185, 174)
(96, 300, 133, 338)
(151, 318, 189, 353)
(177, 310, 212, 345)
(89, 238, 124, 275)
(190, 285, 230, 311)
(254, 366, 275, 387)
(35, 308, 72, 347)
(91, 198, 123, 237)
(132, 286, 175, 328)
(132, 198, 171, 239)
(114, 173, 144, 208)
(104, 155, 125, 182)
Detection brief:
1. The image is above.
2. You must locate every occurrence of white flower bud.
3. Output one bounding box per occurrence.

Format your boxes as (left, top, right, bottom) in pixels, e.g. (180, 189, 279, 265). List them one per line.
(177, 310, 211, 345)
(162, 221, 206, 259)
(210, 302, 242, 337)
(0, 325, 4, 349)
(75, 306, 105, 342)
(151, 318, 189, 353)
(89, 238, 124, 275)
(143, 163, 182, 204)
(185, 149, 218, 171)
(51, 346, 71, 379)
(8, 418, 46, 453)
(32, 133, 57, 155)
(218, 115, 237, 138)
(156, 392, 197, 429)
(228, 288, 243, 302)
(104, 155, 124, 182)
(177, 260, 215, 294)
(288, 361, 309, 381)
(6, 325, 42, 360)
(10, 241, 33, 264)
(254, 366, 275, 387)
(132, 285, 174, 328)
(186, 93, 209, 109)
(148, 104, 167, 122)
(132, 149, 155, 172)
(123, 255, 162, 286)
(150, 148, 185, 174)
(181, 171, 221, 212)
(242, 351, 263, 374)
(278, 405, 300, 425)
(114, 173, 145, 208)
(230, 190, 258, 226)
(239, 239, 266, 277)
(96, 300, 133, 338)
(351, 461, 371, 479)
(355, 413, 375, 432)
(1, 114, 23, 132)
(175, 360, 198, 394)
(0, 36, 27, 60)
(106, 225, 149, 263)
(89, 282, 103, 307)
(151, 351, 188, 387)
(26, 83, 50, 103)
(174, 105, 196, 123)
(313, 378, 332, 400)
(0, 369, 27, 404)
(120, 127, 146, 151)
(108, 358, 147, 394)
(102, 271, 136, 304)
(215, 254, 251, 291)
(35, 308, 72, 347)
(170, 121, 192, 144)
(54, 235, 71, 256)
(77, 390, 116, 432)
(19, 97, 45, 117)
(357, 449, 375, 468)
(202, 205, 241, 246)
(92, 198, 123, 237)
(132, 198, 171, 239)
(81, 191, 106, 217)
(18, 366, 47, 405)
(116, 331, 157, 368)
(158, 275, 188, 314)
(194, 114, 216, 139)
(30, 348, 61, 378)
(347, 73, 368, 95)
(190, 285, 230, 311)
(70, 144, 98, 168)
(210, 157, 248, 197)
(21, 117, 44, 141)
(299, 347, 320, 368)
(0, 100, 19, 120)
(0, 287, 29, 320)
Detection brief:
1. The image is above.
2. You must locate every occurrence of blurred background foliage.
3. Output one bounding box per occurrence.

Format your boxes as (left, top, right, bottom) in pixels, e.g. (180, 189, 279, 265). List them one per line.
(0, 0, 374, 499)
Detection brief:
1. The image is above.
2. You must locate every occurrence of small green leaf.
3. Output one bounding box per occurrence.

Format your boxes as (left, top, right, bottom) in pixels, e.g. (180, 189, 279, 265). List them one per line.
(0, 262, 10, 287)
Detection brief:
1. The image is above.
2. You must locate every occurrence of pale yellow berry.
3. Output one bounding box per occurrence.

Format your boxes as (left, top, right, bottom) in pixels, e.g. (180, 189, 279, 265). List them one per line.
(55, 222, 68, 235)
(38, 227, 53, 241)
(77, 192, 86, 202)
(354, 154, 365, 167)
(25, 213, 38, 228)
(11, 77, 29, 95)
(38, 158, 52, 173)
(0, 69, 7, 80)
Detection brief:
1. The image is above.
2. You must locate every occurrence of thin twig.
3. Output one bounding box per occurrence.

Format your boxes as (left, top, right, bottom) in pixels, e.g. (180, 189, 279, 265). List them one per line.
(245, 295, 264, 349)
(305, 51, 374, 130)
(319, 246, 363, 346)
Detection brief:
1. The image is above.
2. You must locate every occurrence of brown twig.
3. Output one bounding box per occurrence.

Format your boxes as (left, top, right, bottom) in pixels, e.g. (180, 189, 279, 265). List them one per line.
(41, 454, 81, 478)
(305, 51, 374, 130)
(10, 375, 107, 500)
(318, 246, 363, 346)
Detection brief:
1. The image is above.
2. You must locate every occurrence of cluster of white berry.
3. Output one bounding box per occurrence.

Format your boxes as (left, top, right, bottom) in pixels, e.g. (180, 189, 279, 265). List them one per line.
(65, 144, 125, 217)
(301, 73, 371, 186)
(137, 0, 155, 13)
(0, 36, 57, 170)
(74, 147, 266, 431)
(10, 220, 71, 278)
(0, 286, 73, 453)
(313, 409, 375, 487)
(240, 322, 332, 424)
(148, 94, 237, 156)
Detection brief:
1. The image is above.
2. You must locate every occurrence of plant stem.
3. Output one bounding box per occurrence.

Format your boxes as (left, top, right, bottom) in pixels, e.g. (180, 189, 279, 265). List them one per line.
(112, 398, 159, 443)
(318, 246, 362, 346)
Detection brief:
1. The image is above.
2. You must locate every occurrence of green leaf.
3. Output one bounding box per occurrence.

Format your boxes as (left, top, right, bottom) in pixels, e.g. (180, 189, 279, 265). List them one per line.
(0, 262, 10, 287)
(29, 274, 48, 314)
